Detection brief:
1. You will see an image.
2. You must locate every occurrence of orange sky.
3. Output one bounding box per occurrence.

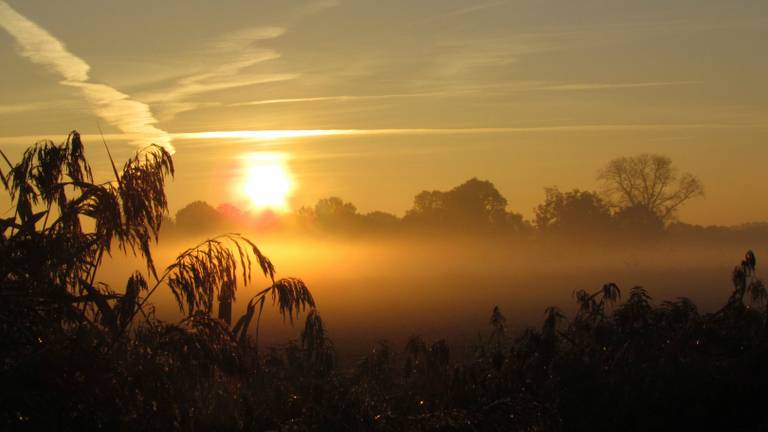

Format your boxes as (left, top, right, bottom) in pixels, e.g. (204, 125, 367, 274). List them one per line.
(1, 0, 767, 225)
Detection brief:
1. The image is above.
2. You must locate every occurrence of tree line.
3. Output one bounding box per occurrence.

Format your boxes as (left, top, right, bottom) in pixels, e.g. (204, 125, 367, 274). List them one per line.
(164, 153, 757, 242)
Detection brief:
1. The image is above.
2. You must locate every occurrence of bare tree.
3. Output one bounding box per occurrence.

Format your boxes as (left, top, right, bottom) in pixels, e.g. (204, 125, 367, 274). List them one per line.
(597, 154, 703, 221)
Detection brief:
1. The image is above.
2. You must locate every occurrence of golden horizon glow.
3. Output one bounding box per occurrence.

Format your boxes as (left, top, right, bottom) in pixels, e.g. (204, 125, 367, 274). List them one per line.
(239, 152, 294, 212)
(1, 1, 768, 225)
(172, 124, 757, 142)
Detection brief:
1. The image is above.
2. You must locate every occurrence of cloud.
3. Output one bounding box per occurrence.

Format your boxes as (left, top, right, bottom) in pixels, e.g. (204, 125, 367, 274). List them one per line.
(417, 1, 507, 23)
(537, 81, 703, 91)
(429, 34, 559, 78)
(1, 122, 763, 147)
(299, 0, 340, 15)
(232, 91, 452, 106)
(211, 26, 286, 50)
(0, 2, 89, 81)
(169, 123, 764, 141)
(141, 26, 296, 119)
(0, 101, 62, 114)
(148, 72, 298, 114)
(231, 81, 700, 107)
(63, 82, 173, 150)
(0, 1, 173, 152)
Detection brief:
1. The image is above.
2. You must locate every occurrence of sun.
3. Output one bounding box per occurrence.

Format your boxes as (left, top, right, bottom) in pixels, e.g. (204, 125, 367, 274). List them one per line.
(239, 152, 294, 212)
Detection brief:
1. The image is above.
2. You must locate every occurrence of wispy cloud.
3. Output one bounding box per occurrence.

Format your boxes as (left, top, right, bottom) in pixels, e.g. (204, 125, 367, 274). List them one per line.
(231, 81, 700, 107)
(142, 26, 297, 119)
(537, 81, 703, 91)
(469, 80, 702, 94)
(232, 91, 451, 106)
(170, 123, 766, 141)
(0, 101, 62, 114)
(429, 34, 557, 78)
(0, 3, 89, 81)
(63, 82, 173, 150)
(1, 122, 764, 147)
(417, 1, 507, 23)
(0, 1, 173, 152)
(300, 0, 341, 15)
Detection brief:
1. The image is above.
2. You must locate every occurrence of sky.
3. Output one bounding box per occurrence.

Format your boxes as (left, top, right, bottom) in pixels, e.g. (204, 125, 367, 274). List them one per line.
(0, 0, 767, 225)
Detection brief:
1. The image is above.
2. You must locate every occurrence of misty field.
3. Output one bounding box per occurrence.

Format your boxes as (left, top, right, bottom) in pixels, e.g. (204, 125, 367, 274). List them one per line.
(100, 234, 766, 359)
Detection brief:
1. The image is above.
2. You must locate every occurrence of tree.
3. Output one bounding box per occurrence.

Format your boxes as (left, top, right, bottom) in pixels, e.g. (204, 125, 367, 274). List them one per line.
(534, 187, 613, 235)
(314, 197, 359, 229)
(361, 211, 400, 231)
(612, 204, 664, 236)
(504, 211, 533, 234)
(217, 202, 246, 220)
(443, 178, 508, 226)
(175, 200, 223, 232)
(405, 178, 510, 229)
(598, 154, 703, 222)
(408, 190, 446, 223)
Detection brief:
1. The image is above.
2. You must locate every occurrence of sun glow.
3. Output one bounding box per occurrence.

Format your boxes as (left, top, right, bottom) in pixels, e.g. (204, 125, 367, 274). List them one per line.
(239, 152, 294, 212)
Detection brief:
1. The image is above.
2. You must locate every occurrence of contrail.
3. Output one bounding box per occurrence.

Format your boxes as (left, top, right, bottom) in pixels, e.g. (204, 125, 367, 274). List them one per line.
(0, 1, 174, 153)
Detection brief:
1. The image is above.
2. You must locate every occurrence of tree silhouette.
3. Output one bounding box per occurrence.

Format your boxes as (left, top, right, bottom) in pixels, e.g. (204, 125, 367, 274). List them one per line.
(612, 204, 665, 236)
(443, 178, 508, 225)
(313, 196, 359, 229)
(174, 200, 223, 233)
(535, 187, 612, 236)
(361, 211, 400, 231)
(405, 178, 521, 231)
(409, 190, 446, 223)
(598, 154, 704, 222)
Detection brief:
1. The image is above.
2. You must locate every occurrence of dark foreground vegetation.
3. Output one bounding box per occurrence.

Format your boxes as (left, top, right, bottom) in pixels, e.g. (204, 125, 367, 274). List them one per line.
(2, 133, 768, 431)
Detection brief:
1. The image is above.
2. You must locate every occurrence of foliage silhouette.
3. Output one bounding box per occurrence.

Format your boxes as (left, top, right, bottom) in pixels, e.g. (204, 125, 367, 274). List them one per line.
(163, 167, 719, 243)
(405, 178, 514, 230)
(535, 187, 612, 236)
(174, 200, 223, 233)
(598, 153, 704, 222)
(0, 132, 319, 429)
